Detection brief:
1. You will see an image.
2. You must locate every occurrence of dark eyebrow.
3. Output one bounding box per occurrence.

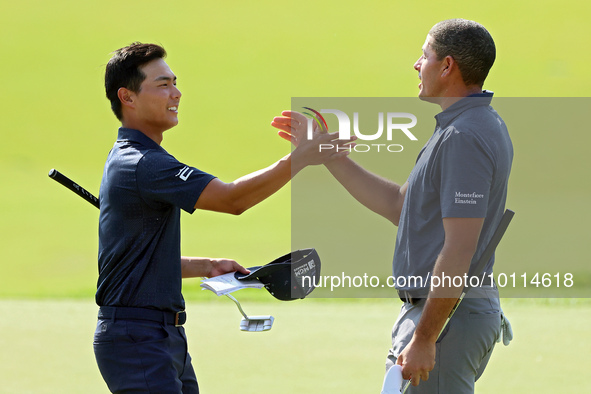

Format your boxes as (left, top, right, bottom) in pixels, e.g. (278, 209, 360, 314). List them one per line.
(154, 75, 177, 82)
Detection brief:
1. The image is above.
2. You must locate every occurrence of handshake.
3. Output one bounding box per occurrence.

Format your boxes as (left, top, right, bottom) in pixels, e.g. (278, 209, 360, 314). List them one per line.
(270, 110, 357, 171)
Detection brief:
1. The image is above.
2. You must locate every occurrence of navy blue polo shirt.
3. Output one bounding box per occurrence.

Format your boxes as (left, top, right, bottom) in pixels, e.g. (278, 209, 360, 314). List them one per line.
(97, 128, 216, 312)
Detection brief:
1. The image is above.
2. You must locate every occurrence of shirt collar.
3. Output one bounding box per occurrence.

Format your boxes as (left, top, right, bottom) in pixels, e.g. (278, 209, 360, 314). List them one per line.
(117, 127, 161, 150)
(435, 90, 494, 128)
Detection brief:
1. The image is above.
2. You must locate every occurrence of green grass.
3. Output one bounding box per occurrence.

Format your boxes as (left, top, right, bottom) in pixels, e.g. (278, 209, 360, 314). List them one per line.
(0, 298, 589, 393)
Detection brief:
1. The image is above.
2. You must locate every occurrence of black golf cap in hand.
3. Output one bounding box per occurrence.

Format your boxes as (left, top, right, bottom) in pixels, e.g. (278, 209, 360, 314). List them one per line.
(235, 248, 321, 301)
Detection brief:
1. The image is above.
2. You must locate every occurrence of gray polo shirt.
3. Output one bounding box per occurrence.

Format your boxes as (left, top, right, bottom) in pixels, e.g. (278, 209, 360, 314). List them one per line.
(393, 92, 513, 291)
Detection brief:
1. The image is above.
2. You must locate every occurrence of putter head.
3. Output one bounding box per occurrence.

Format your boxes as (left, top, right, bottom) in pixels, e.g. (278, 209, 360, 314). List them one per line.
(240, 315, 274, 332)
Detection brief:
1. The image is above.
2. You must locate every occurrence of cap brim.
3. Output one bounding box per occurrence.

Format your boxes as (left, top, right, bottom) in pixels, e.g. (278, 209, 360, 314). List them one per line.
(234, 252, 292, 281)
(234, 249, 321, 301)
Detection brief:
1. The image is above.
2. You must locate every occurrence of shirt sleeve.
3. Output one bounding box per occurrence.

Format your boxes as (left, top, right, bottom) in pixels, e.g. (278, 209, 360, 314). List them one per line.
(432, 128, 494, 218)
(136, 150, 216, 213)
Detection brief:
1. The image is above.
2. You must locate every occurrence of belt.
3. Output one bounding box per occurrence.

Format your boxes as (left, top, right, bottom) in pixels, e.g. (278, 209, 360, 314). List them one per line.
(397, 290, 427, 305)
(98, 306, 187, 327)
(397, 275, 495, 305)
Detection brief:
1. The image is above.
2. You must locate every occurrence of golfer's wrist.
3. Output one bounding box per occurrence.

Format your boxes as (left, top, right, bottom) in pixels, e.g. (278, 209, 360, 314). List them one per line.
(413, 327, 439, 344)
(324, 154, 349, 170)
(288, 151, 305, 175)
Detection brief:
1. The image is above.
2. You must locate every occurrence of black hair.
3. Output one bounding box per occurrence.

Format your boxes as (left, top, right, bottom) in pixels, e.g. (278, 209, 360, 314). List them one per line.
(105, 42, 167, 120)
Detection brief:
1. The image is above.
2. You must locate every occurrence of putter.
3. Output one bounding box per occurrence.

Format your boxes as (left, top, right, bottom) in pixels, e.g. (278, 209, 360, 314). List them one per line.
(225, 294, 274, 332)
(386, 209, 515, 394)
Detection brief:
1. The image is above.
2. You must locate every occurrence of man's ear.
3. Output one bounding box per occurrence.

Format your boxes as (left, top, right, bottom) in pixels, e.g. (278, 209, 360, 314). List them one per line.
(117, 87, 135, 109)
(441, 55, 455, 77)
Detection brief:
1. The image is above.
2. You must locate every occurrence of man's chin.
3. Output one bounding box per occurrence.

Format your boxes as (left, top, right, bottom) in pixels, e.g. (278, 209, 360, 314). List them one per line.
(161, 120, 179, 133)
(418, 92, 439, 104)
(168, 117, 179, 128)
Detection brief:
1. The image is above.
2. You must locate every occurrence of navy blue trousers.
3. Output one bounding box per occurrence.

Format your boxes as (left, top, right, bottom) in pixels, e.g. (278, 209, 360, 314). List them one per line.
(93, 317, 199, 393)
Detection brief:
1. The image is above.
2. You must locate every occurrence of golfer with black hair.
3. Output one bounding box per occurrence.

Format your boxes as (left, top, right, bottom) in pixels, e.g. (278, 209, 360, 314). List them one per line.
(94, 42, 351, 393)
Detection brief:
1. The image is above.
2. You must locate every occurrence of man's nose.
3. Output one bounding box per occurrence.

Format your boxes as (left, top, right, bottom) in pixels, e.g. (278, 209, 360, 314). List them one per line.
(172, 86, 182, 99)
(413, 57, 422, 71)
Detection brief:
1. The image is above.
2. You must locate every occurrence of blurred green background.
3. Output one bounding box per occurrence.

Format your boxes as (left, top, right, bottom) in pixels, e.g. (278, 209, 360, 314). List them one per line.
(1, 0, 588, 299)
(0, 0, 589, 392)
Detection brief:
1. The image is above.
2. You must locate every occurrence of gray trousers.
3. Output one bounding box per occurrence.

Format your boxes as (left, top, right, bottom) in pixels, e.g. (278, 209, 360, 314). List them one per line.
(386, 287, 502, 394)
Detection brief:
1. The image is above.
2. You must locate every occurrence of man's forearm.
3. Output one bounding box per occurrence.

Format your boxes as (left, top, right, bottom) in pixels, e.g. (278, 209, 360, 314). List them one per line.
(195, 154, 293, 215)
(414, 297, 460, 343)
(219, 138, 350, 214)
(195, 127, 353, 215)
(181, 256, 213, 278)
(325, 157, 406, 224)
(226, 153, 293, 214)
(182, 257, 249, 279)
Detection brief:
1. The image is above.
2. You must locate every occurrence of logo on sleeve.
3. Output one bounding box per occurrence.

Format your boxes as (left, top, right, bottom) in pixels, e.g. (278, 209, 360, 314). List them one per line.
(454, 191, 485, 205)
(175, 166, 194, 181)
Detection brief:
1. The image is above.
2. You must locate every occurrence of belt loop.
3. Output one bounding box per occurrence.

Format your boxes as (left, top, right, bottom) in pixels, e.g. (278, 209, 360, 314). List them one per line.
(111, 307, 117, 323)
(405, 292, 412, 304)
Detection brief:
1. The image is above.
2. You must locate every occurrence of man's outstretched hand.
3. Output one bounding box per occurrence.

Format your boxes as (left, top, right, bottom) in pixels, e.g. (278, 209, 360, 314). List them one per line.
(272, 110, 320, 147)
(271, 110, 355, 170)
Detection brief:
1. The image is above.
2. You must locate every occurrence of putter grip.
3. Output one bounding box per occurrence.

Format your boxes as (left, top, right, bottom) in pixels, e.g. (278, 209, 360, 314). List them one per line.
(467, 209, 515, 282)
(48, 169, 100, 209)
